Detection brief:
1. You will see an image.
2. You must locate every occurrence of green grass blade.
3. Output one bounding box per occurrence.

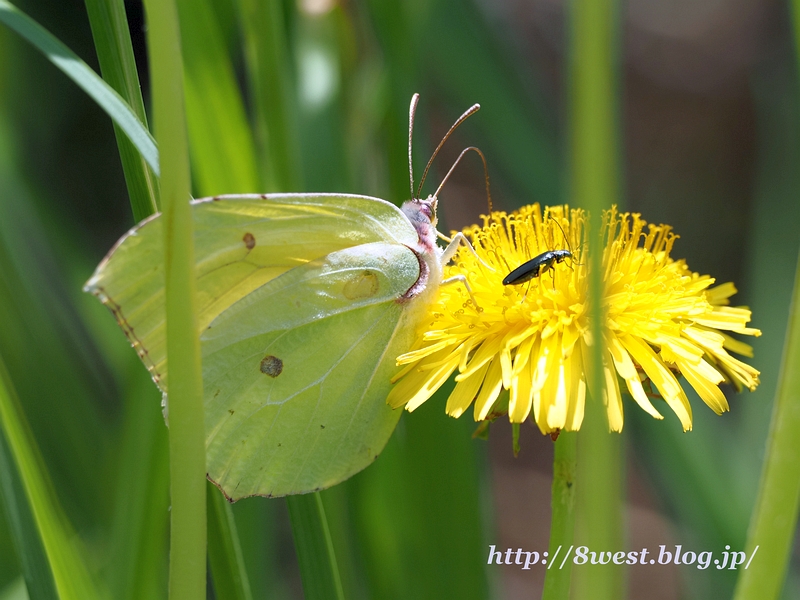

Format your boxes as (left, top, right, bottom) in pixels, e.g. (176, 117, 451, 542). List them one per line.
(107, 367, 169, 600)
(286, 493, 345, 600)
(235, 0, 301, 190)
(142, 0, 206, 597)
(175, 1, 263, 592)
(318, 485, 367, 600)
(0, 357, 100, 599)
(733, 255, 800, 600)
(175, 0, 260, 195)
(731, 4, 800, 598)
(207, 483, 253, 600)
(83, 0, 160, 221)
(0, 0, 158, 175)
(0, 577, 28, 600)
(0, 424, 58, 600)
(569, 0, 624, 598)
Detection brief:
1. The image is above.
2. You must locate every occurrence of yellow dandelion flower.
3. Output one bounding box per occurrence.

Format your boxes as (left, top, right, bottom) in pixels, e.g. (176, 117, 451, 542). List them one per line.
(386, 204, 761, 434)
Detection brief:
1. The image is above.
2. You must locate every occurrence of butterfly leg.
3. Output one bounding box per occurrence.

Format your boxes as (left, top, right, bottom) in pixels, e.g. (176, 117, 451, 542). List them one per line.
(439, 232, 495, 274)
(440, 274, 482, 310)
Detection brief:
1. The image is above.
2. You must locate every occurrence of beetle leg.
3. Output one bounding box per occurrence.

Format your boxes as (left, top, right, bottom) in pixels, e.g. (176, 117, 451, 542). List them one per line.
(522, 279, 533, 303)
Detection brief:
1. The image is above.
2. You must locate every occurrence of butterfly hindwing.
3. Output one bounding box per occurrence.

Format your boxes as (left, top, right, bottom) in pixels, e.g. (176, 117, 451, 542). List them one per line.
(202, 242, 421, 498)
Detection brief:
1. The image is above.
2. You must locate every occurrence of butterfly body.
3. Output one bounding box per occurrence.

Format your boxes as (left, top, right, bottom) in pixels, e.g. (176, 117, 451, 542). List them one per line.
(398, 196, 445, 300)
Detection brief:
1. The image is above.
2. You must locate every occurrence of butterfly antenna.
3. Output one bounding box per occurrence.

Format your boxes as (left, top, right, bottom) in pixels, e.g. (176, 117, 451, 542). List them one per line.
(408, 93, 420, 199)
(416, 103, 480, 198)
(433, 146, 493, 212)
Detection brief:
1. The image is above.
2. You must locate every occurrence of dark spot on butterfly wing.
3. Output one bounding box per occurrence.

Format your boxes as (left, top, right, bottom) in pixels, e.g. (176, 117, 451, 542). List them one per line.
(243, 232, 256, 250)
(260, 355, 283, 377)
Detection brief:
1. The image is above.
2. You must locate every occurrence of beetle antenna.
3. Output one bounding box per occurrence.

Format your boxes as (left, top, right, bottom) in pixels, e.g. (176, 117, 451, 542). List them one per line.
(551, 216, 583, 267)
(552, 218, 571, 254)
(416, 103, 480, 198)
(408, 93, 420, 200)
(432, 146, 492, 211)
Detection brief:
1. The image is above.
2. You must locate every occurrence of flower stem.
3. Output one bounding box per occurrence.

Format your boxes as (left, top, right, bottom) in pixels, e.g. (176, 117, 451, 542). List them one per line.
(542, 432, 577, 600)
(142, 0, 206, 598)
(733, 256, 800, 600)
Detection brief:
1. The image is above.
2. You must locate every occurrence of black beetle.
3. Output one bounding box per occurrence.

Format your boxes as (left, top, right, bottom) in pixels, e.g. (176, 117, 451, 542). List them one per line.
(502, 249, 573, 285)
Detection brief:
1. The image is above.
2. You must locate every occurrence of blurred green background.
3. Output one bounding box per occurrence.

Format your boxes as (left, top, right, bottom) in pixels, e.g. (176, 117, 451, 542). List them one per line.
(0, 0, 798, 598)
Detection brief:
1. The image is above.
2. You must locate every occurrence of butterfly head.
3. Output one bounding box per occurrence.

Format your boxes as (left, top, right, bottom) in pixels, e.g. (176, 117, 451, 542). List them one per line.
(401, 195, 439, 254)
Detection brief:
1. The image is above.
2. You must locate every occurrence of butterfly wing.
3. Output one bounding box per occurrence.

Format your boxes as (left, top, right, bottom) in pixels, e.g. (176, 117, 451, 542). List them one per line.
(202, 241, 421, 498)
(85, 194, 424, 499)
(85, 193, 420, 390)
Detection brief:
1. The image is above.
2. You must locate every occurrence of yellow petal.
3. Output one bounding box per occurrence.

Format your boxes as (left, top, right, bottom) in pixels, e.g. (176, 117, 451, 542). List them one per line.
(620, 335, 692, 431)
(603, 352, 624, 432)
(564, 345, 586, 430)
(608, 334, 663, 419)
(677, 357, 729, 414)
(509, 367, 533, 423)
(474, 359, 504, 421)
(387, 349, 456, 411)
(446, 361, 490, 418)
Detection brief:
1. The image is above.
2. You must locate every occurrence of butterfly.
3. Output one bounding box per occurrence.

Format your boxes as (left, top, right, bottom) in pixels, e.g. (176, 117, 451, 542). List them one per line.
(84, 94, 491, 501)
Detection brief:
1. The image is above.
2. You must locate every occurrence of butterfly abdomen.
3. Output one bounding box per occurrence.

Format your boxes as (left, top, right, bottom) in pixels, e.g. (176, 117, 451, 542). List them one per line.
(398, 250, 430, 303)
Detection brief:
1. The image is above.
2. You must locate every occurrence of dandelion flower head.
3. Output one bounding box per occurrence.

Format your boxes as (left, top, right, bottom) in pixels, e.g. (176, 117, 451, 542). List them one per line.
(387, 204, 761, 434)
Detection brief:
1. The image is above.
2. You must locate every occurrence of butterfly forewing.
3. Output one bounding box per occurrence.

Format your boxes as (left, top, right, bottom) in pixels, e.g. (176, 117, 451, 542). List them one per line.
(85, 193, 419, 391)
